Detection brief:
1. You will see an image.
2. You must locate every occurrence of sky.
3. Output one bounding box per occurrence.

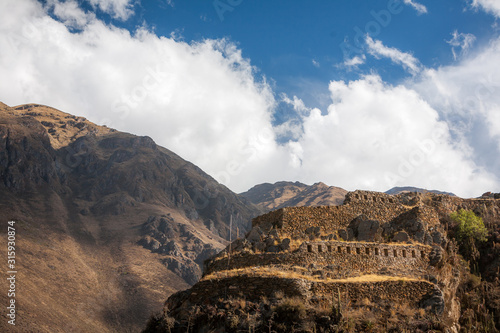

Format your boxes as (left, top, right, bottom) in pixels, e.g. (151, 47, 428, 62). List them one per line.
(0, 0, 499, 198)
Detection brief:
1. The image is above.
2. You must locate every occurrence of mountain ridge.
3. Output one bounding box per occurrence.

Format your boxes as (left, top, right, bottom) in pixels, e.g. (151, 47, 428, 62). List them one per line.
(385, 186, 456, 197)
(241, 181, 347, 212)
(0, 102, 261, 332)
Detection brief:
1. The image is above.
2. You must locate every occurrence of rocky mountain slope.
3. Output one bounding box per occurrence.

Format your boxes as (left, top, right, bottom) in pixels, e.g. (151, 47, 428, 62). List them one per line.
(241, 181, 347, 212)
(0, 102, 260, 332)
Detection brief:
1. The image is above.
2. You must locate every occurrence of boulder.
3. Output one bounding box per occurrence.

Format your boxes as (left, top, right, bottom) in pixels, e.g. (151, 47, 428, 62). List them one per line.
(269, 229, 279, 239)
(254, 241, 266, 252)
(347, 215, 382, 242)
(432, 231, 443, 245)
(339, 228, 354, 241)
(266, 245, 280, 253)
(247, 227, 262, 243)
(420, 288, 445, 315)
(305, 226, 321, 238)
(428, 246, 443, 267)
(357, 219, 382, 242)
(280, 238, 291, 251)
(150, 239, 161, 251)
(393, 231, 409, 243)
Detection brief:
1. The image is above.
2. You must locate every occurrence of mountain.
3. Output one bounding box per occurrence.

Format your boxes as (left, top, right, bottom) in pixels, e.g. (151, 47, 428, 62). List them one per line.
(385, 186, 456, 196)
(241, 181, 347, 212)
(0, 102, 260, 332)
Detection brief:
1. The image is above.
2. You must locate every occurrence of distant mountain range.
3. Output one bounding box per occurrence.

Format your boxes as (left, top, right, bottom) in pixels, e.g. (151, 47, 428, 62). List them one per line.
(385, 186, 456, 196)
(241, 182, 457, 213)
(240, 181, 347, 212)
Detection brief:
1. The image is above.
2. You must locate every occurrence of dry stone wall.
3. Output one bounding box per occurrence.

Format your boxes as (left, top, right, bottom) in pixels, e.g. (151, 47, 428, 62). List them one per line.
(170, 275, 438, 310)
(252, 190, 410, 237)
(206, 241, 431, 280)
(252, 190, 500, 239)
(311, 279, 438, 308)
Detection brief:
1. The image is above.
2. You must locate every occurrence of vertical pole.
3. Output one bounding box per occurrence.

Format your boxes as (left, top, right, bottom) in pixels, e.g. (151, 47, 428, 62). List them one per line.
(228, 215, 232, 269)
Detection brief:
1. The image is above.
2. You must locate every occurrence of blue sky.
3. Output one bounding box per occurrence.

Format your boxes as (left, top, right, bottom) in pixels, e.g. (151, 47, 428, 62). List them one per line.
(123, 1, 497, 104)
(82, 1, 496, 109)
(1, 0, 500, 197)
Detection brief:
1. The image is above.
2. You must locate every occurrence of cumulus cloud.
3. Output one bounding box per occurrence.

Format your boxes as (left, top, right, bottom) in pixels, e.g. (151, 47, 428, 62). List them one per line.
(0, 0, 498, 197)
(0, 0, 278, 191)
(46, 0, 95, 29)
(446, 30, 476, 60)
(402, 0, 428, 14)
(87, 0, 135, 21)
(412, 38, 500, 174)
(471, 0, 500, 18)
(366, 36, 421, 75)
(281, 76, 497, 197)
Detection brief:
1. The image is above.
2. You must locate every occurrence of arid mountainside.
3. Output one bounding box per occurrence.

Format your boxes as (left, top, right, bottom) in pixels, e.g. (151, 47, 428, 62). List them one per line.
(0, 102, 260, 332)
(148, 190, 500, 333)
(241, 181, 347, 212)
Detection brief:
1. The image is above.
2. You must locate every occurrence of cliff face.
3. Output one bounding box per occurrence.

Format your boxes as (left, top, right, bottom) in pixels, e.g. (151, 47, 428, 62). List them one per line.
(0, 102, 260, 333)
(149, 190, 500, 333)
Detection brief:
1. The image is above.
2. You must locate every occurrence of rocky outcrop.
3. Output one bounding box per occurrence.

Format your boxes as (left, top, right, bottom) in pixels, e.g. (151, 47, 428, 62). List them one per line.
(347, 214, 382, 242)
(0, 111, 63, 192)
(139, 215, 221, 285)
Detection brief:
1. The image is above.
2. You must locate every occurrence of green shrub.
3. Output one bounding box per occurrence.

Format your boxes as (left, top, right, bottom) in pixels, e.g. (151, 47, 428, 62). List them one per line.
(450, 209, 488, 262)
(451, 209, 488, 243)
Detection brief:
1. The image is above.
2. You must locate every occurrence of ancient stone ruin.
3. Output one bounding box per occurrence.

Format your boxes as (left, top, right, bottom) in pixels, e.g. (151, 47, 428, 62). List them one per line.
(161, 190, 500, 332)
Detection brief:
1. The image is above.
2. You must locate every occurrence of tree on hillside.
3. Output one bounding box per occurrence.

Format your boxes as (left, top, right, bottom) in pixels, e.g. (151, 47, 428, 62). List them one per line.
(450, 209, 488, 263)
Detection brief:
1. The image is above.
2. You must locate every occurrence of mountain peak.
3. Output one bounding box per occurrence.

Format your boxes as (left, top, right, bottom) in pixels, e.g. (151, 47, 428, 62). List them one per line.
(12, 103, 116, 149)
(241, 181, 347, 211)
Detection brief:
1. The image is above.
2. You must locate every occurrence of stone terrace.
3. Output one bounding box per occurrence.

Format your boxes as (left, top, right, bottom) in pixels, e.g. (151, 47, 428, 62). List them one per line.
(251, 190, 421, 237)
(206, 240, 431, 280)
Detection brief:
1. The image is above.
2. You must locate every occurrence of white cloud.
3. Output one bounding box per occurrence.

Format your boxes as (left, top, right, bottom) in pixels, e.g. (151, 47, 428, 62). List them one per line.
(281, 94, 310, 116)
(312, 59, 320, 68)
(0, 0, 498, 198)
(0, 0, 278, 192)
(343, 55, 366, 68)
(366, 36, 421, 75)
(46, 0, 95, 29)
(403, 0, 428, 14)
(413, 38, 500, 170)
(87, 0, 135, 21)
(281, 76, 497, 197)
(471, 0, 500, 18)
(446, 30, 476, 60)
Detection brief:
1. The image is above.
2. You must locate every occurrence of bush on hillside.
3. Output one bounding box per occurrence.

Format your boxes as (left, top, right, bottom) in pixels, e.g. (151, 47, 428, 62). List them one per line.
(450, 209, 488, 263)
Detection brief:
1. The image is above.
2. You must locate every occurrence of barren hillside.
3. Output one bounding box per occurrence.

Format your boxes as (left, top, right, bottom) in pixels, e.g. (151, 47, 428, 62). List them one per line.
(0, 102, 260, 332)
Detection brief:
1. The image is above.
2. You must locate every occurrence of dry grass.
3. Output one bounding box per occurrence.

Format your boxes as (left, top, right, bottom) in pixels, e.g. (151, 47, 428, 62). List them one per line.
(202, 266, 423, 284)
(0, 199, 195, 333)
